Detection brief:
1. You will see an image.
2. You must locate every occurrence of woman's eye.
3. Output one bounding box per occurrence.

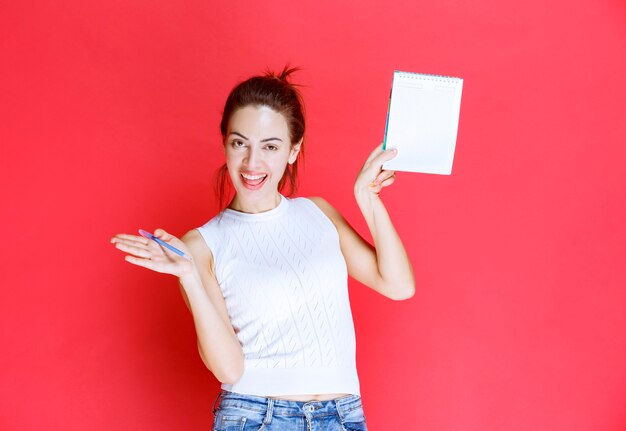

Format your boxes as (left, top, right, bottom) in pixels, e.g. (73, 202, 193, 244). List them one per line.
(266, 145, 278, 151)
(232, 140, 245, 148)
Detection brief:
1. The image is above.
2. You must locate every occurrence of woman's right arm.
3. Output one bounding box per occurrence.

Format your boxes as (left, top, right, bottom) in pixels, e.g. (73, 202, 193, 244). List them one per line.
(111, 228, 244, 384)
(178, 229, 244, 385)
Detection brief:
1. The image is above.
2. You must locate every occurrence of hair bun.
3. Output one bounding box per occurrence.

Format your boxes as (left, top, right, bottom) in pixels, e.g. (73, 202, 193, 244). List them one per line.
(266, 65, 301, 83)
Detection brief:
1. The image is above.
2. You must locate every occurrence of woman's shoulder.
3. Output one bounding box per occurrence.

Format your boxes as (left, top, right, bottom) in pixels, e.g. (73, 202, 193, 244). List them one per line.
(303, 196, 327, 206)
(193, 210, 228, 236)
(181, 228, 210, 254)
(296, 196, 343, 225)
(183, 212, 226, 257)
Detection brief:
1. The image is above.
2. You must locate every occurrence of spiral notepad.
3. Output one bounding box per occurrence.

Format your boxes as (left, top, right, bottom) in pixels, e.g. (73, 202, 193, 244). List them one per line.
(382, 71, 463, 175)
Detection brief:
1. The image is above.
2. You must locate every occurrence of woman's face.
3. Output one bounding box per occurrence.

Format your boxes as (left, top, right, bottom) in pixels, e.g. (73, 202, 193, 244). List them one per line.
(224, 105, 300, 213)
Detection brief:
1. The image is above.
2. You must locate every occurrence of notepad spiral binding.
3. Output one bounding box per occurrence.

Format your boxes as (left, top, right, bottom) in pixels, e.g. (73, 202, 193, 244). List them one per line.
(395, 70, 462, 82)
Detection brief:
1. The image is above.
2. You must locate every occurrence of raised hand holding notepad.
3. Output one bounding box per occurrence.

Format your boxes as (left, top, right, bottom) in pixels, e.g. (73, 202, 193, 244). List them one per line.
(382, 71, 463, 175)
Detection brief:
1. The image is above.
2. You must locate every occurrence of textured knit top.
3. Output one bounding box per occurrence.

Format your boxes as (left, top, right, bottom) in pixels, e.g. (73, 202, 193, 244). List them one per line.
(196, 195, 360, 397)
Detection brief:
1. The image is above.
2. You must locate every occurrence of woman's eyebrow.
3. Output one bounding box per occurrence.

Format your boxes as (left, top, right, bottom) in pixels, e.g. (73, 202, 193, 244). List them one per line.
(230, 132, 248, 140)
(229, 132, 283, 143)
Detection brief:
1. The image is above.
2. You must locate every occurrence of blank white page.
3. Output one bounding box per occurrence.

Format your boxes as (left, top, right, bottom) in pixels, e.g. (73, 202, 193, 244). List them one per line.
(382, 71, 463, 175)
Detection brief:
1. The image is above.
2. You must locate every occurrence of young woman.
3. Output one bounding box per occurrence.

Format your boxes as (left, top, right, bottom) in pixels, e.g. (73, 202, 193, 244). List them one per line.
(111, 67, 414, 431)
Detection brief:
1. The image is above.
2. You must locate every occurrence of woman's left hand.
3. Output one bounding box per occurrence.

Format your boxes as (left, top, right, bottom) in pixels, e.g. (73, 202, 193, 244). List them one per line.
(110, 229, 195, 278)
(354, 143, 397, 199)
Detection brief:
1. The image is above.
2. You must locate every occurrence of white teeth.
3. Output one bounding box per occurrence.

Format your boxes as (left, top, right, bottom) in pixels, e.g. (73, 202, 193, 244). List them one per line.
(241, 173, 266, 180)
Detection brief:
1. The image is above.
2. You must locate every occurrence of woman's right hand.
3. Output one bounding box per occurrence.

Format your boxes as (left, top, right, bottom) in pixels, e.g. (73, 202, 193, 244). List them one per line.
(110, 228, 195, 278)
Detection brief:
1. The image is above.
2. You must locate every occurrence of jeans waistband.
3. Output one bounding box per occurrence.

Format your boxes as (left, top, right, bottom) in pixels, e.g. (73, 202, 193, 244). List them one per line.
(213, 390, 363, 419)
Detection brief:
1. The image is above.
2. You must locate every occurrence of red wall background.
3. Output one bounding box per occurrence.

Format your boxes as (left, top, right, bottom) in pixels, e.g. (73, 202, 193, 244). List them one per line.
(2, 0, 625, 429)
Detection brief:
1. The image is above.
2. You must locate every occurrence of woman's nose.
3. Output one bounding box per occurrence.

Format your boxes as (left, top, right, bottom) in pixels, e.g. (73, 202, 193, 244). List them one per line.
(244, 146, 262, 168)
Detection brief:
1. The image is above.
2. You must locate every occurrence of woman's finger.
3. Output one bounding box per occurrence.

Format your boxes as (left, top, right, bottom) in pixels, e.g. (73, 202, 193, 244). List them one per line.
(371, 147, 397, 168)
(364, 143, 385, 164)
(153, 228, 175, 242)
(114, 241, 153, 259)
(361, 149, 397, 183)
(124, 252, 192, 277)
(152, 229, 188, 251)
(112, 234, 149, 247)
(379, 175, 396, 188)
(111, 235, 152, 252)
(373, 169, 396, 185)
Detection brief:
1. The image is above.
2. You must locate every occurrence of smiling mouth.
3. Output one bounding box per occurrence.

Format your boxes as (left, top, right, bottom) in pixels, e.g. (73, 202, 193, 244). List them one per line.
(241, 173, 268, 189)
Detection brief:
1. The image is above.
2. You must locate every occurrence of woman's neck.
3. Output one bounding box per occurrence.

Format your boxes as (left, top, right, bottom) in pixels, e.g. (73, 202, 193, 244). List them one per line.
(228, 192, 282, 214)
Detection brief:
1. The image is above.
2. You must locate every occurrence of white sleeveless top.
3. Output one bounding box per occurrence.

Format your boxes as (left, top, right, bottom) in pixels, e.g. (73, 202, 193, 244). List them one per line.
(196, 195, 360, 396)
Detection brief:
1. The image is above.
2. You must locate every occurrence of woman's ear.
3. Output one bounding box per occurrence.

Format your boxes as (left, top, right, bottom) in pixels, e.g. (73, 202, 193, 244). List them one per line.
(288, 139, 303, 164)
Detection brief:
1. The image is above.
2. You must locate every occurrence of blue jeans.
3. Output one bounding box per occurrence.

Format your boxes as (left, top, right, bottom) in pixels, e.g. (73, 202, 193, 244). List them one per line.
(212, 390, 368, 431)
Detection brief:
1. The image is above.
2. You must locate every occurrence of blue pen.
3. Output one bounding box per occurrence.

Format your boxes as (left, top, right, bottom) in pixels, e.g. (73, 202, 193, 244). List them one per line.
(138, 229, 192, 261)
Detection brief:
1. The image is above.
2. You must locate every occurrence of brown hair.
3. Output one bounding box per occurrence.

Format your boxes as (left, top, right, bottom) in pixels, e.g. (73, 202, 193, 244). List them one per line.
(215, 66, 306, 210)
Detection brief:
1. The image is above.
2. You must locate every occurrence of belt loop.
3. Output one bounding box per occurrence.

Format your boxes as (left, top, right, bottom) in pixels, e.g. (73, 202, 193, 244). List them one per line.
(212, 391, 223, 414)
(335, 397, 346, 422)
(263, 397, 274, 425)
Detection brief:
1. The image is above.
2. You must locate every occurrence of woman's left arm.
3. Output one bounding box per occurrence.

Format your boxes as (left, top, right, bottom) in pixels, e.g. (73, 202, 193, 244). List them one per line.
(310, 144, 415, 300)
